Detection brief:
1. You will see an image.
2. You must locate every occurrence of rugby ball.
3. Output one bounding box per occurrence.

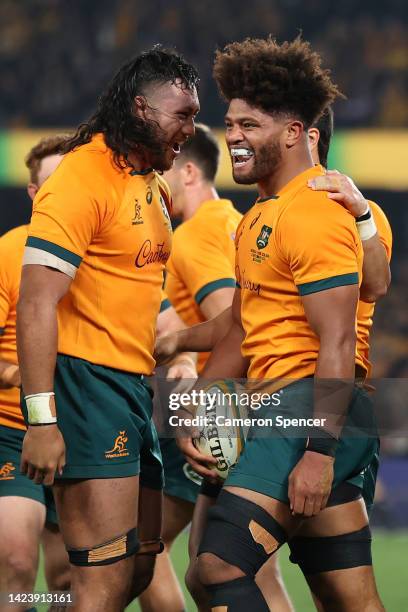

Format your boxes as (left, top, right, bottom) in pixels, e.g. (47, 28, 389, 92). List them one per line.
(193, 380, 248, 479)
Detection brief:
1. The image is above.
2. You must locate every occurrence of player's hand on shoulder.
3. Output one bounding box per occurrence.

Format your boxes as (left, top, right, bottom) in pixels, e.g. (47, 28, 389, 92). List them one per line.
(288, 450, 334, 518)
(308, 169, 368, 218)
(21, 425, 66, 486)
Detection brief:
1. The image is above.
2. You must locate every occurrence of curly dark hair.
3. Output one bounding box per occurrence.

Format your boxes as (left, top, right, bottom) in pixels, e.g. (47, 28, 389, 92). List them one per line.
(213, 36, 342, 128)
(61, 46, 199, 168)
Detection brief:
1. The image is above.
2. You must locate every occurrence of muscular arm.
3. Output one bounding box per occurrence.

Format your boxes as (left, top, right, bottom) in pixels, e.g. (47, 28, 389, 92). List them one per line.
(359, 234, 390, 303)
(288, 283, 359, 517)
(308, 171, 390, 303)
(17, 265, 72, 394)
(200, 289, 248, 379)
(156, 305, 197, 377)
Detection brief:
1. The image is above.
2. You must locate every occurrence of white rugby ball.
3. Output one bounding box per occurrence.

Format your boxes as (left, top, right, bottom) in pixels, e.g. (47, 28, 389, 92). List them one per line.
(193, 380, 248, 479)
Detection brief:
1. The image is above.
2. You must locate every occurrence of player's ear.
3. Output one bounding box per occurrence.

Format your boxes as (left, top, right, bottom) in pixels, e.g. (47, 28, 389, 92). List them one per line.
(285, 120, 304, 147)
(181, 161, 199, 186)
(27, 183, 39, 201)
(308, 127, 320, 151)
(134, 95, 148, 118)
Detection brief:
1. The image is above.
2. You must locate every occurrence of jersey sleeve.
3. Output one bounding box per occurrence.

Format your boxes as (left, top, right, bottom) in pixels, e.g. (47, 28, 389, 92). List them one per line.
(370, 201, 393, 262)
(171, 223, 236, 306)
(276, 192, 361, 296)
(160, 287, 172, 313)
(23, 155, 111, 278)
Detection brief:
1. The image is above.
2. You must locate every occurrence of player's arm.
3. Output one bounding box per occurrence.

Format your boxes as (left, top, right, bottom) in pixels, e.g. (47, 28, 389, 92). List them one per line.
(155, 306, 232, 364)
(176, 290, 248, 479)
(17, 158, 104, 486)
(308, 171, 391, 302)
(0, 359, 20, 389)
(17, 265, 71, 484)
(279, 194, 362, 518)
(156, 302, 197, 379)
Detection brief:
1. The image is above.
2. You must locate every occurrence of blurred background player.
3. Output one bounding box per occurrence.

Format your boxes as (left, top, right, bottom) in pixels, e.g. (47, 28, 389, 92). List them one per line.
(0, 135, 70, 611)
(16, 48, 199, 611)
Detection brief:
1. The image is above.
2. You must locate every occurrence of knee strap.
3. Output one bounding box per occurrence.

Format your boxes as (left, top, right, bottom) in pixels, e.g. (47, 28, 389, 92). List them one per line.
(199, 489, 287, 577)
(207, 576, 269, 611)
(137, 538, 165, 555)
(289, 525, 372, 575)
(68, 527, 139, 566)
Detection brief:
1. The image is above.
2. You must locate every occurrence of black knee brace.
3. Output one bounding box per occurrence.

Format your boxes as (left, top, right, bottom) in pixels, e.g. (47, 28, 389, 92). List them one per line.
(67, 527, 139, 566)
(289, 525, 372, 575)
(198, 489, 287, 577)
(207, 576, 269, 611)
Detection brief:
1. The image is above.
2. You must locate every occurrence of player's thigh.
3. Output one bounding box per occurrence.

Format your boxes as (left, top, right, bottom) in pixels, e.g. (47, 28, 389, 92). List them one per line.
(292, 499, 381, 608)
(41, 522, 70, 591)
(161, 493, 194, 546)
(53, 475, 139, 547)
(138, 485, 162, 545)
(189, 493, 217, 560)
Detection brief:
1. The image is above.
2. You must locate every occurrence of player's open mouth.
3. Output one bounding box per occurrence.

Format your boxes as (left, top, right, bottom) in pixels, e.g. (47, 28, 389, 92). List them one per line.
(172, 142, 181, 154)
(230, 147, 254, 167)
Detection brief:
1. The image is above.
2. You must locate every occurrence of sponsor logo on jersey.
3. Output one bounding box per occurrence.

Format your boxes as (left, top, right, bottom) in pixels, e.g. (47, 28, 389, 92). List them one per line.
(135, 241, 170, 268)
(146, 186, 153, 204)
(0, 462, 15, 480)
(105, 431, 130, 459)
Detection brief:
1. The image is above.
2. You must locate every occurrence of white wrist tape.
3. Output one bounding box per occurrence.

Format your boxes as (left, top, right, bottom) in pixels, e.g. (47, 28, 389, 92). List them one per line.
(25, 392, 57, 425)
(356, 206, 377, 241)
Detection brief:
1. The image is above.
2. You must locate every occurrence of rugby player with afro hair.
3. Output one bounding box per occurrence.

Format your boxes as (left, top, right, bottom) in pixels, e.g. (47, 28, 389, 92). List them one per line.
(176, 37, 384, 611)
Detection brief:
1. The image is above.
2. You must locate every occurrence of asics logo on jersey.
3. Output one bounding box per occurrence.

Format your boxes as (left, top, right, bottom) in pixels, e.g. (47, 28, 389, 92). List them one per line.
(0, 462, 15, 480)
(105, 431, 130, 459)
(135, 240, 170, 268)
(250, 212, 261, 230)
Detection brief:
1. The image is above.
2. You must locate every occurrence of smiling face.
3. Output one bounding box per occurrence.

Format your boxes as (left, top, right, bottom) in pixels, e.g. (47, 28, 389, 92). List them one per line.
(138, 79, 200, 171)
(225, 99, 291, 185)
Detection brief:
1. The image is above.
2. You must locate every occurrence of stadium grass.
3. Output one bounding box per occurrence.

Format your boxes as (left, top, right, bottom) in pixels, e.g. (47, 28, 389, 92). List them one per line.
(34, 531, 408, 610)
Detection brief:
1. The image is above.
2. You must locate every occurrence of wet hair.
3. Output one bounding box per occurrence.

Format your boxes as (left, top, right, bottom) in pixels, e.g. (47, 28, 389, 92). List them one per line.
(178, 124, 220, 181)
(213, 36, 342, 128)
(25, 134, 70, 184)
(314, 107, 334, 167)
(61, 45, 199, 169)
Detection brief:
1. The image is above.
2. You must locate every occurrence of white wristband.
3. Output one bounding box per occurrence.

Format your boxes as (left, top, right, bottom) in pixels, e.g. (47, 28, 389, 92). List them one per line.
(356, 206, 377, 241)
(25, 392, 57, 425)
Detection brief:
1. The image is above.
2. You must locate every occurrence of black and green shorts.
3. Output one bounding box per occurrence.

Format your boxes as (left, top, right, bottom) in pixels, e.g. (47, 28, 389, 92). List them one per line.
(0, 424, 58, 524)
(21, 354, 163, 488)
(226, 379, 379, 506)
(160, 438, 201, 504)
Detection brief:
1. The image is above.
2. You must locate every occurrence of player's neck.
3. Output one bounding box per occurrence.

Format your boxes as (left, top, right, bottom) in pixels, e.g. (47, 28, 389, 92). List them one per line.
(182, 184, 219, 221)
(128, 151, 151, 173)
(258, 150, 314, 199)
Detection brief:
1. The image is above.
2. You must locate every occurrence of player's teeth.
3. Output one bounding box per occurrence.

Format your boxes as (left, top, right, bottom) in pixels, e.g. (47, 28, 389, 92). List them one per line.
(231, 147, 253, 157)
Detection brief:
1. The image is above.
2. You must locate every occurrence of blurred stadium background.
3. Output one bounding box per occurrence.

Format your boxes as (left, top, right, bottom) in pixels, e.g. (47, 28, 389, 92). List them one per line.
(1, 0, 407, 608)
